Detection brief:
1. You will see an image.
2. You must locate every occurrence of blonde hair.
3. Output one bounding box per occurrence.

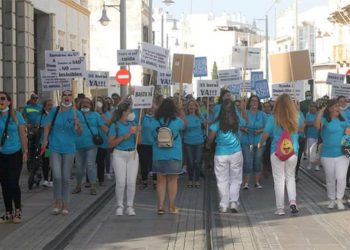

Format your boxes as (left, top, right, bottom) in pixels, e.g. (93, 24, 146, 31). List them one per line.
(273, 94, 298, 134)
(186, 99, 201, 117)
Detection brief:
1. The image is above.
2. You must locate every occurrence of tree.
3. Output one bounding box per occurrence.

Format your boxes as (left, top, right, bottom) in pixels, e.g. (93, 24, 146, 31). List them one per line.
(212, 61, 218, 80)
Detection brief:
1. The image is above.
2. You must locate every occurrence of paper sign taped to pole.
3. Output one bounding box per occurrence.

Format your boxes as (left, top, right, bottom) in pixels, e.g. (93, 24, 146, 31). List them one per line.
(232, 47, 261, 69)
(44, 50, 80, 77)
(132, 86, 155, 109)
(255, 79, 270, 99)
(157, 71, 173, 86)
(270, 50, 312, 84)
(140, 42, 169, 72)
(193, 57, 208, 77)
(271, 81, 305, 101)
(197, 80, 220, 97)
(117, 49, 140, 66)
(332, 83, 350, 98)
(86, 71, 109, 88)
(227, 83, 241, 96)
(56, 56, 87, 79)
(326, 73, 345, 85)
(251, 71, 264, 90)
(218, 69, 241, 85)
(172, 54, 195, 84)
(40, 70, 71, 92)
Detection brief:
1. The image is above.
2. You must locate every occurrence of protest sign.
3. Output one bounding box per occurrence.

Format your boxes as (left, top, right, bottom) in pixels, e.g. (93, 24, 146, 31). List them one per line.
(251, 71, 264, 90)
(271, 81, 305, 101)
(117, 49, 140, 66)
(193, 57, 208, 77)
(40, 70, 71, 92)
(172, 54, 195, 84)
(326, 72, 345, 85)
(44, 50, 80, 77)
(157, 71, 173, 86)
(197, 80, 220, 97)
(132, 86, 155, 109)
(218, 69, 241, 85)
(232, 47, 261, 69)
(140, 42, 169, 72)
(255, 79, 270, 99)
(240, 80, 251, 94)
(86, 71, 109, 88)
(332, 83, 350, 98)
(227, 83, 241, 96)
(56, 56, 87, 79)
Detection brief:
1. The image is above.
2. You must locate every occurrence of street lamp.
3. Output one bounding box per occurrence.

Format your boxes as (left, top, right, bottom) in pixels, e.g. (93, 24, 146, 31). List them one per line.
(163, 0, 174, 6)
(99, 4, 111, 26)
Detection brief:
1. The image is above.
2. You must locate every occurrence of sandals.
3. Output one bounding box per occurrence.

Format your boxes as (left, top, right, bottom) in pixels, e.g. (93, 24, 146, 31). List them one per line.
(72, 186, 82, 194)
(158, 209, 165, 215)
(187, 181, 193, 188)
(61, 209, 69, 215)
(12, 209, 22, 224)
(169, 207, 180, 214)
(0, 213, 13, 224)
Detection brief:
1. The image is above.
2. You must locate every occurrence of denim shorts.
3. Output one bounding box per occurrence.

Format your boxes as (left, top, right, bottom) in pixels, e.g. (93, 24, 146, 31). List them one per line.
(242, 144, 263, 175)
(152, 160, 182, 175)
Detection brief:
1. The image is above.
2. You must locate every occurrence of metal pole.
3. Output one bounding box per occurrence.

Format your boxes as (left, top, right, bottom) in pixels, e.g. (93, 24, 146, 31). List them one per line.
(148, 0, 153, 44)
(120, 0, 127, 97)
(161, 13, 164, 47)
(265, 15, 269, 82)
(294, 0, 298, 51)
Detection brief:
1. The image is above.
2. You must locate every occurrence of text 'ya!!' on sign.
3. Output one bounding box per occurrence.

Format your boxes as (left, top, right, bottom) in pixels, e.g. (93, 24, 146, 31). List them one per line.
(197, 80, 220, 97)
(232, 47, 261, 69)
(326, 72, 345, 85)
(140, 42, 169, 72)
(218, 69, 241, 86)
(271, 81, 306, 102)
(117, 49, 140, 66)
(332, 83, 350, 98)
(132, 86, 155, 109)
(254, 79, 270, 99)
(40, 70, 71, 92)
(56, 56, 87, 79)
(193, 57, 208, 77)
(86, 71, 109, 88)
(157, 71, 173, 86)
(44, 50, 80, 77)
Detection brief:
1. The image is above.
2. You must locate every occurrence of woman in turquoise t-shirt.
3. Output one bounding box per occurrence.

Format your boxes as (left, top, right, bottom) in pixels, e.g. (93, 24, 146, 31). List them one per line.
(184, 99, 205, 188)
(206, 99, 243, 213)
(314, 99, 350, 210)
(0, 92, 27, 224)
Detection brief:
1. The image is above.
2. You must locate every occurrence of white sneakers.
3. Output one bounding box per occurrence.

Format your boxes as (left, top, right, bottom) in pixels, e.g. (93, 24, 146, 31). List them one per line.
(275, 208, 285, 216)
(315, 165, 320, 171)
(115, 207, 123, 216)
(328, 199, 345, 210)
(230, 202, 239, 213)
(327, 200, 336, 209)
(243, 183, 249, 190)
(219, 207, 228, 213)
(336, 199, 345, 210)
(116, 207, 136, 216)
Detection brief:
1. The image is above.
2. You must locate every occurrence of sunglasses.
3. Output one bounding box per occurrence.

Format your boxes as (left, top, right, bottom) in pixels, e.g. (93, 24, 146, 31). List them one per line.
(0, 96, 7, 101)
(63, 94, 72, 97)
(32, 96, 38, 99)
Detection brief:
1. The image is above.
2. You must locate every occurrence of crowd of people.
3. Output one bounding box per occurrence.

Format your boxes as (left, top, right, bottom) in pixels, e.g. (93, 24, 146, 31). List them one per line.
(1, 88, 350, 224)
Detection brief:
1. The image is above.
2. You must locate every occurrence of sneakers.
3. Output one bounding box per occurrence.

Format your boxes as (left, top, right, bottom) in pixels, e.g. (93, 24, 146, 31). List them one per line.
(230, 202, 239, 213)
(90, 185, 97, 195)
(336, 199, 345, 210)
(243, 183, 249, 190)
(219, 207, 228, 213)
(0, 213, 13, 224)
(290, 204, 299, 214)
(42, 180, 50, 187)
(306, 164, 312, 170)
(254, 183, 263, 189)
(12, 209, 22, 224)
(106, 173, 112, 180)
(194, 181, 201, 188)
(52, 207, 61, 215)
(126, 207, 136, 216)
(327, 200, 336, 209)
(48, 181, 54, 187)
(187, 181, 193, 188)
(275, 208, 285, 216)
(116, 207, 123, 216)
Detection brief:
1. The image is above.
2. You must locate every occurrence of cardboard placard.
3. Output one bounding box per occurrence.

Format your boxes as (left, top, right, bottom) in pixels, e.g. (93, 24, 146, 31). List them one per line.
(56, 56, 87, 79)
(251, 71, 264, 90)
(270, 50, 312, 84)
(172, 54, 195, 84)
(332, 83, 350, 98)
(157, 71, 173, 86)
(117, 49, 140, 66)
(193, 57, 208, 77)
(240, 80, 251, 94)
(227, 83, 241, 96)
(40, 70, 71, 92)
(86, 71, 109, 88)
(326, 72, 345, 85)
(218, 69, 241, 86)
(232, 47, 261, 69)
(44, 50, 80, 77)
(197, 80, 220, 97)
(255, 79, 270, 99)
(132, 86, 155, 109)
(271, 81, 305, 101)
(140, 42, 169, 72)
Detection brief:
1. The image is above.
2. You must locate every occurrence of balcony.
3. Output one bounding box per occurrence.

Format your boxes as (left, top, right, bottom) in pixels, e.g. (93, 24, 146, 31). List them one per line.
(328, 3, 350, 24)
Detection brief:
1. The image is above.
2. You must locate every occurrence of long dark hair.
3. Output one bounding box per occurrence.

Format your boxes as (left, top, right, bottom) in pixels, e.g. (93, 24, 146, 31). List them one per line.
(111, 101, 131, 123)
(155, 97, 177, 122)
(218, 89, 231, 104)
(41, 99, 53, 115)
(246, 95, 262, 110)
(324, 99, 345, 123)
(0, 91, 17, 123)
(217, 99, 238, 133)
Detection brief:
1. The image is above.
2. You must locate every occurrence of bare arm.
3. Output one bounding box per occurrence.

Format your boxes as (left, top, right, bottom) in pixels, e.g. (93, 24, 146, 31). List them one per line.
(314, 107, 325, 130)
(108, 134, 130, 148)
(19, 125, 28, 162)
(205, 131, 216, 149)
(257, 133, 269, 149)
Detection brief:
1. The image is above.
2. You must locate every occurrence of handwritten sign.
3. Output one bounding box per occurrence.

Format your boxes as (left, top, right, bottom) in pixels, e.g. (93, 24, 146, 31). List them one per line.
(255, 79, 270, 99)
(157, 71, 173, 86)
(197, 80, 220, 97)
(218, 69, 241, 86)
(193, 57, 208, 77)
(140, 42, 169, 72)
(271, 81, 305, 101)
(332, 83, 350, 98)
(326, 73, 345, 85)
(251, 71, 264, 90)
(86, 71, 109, 88)
(40, 70, 71, 92)
(56, 56, 87, 79)
(44, 50, 80, 77)
(117, 49, 140, 66)
(232, 47, 261, 69)
(132, 86, 155, 109)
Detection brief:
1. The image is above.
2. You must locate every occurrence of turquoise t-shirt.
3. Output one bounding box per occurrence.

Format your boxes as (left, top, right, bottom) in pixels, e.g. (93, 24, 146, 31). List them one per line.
(263, 115, 303, 155)
(46, 108, 83, 154)
(298, 112, 305, 138)
(141, 115, 155, 146)
(76, 111, 105, 150)
(151, 117, 184, 161)
(240, 110, 266, 146)
(321, 117, 348, 157)
(35, 111, 49, 144)
(23, 103, 43, 126)
(109, 121, 137, 150)
(342, 108, 350, 122)
(306, 112, 318, 139)
(99, 111, 111, 149)
(202, 111, 215, 124)
(209, 121, 241, 156)
(0, 112, 25, 154)
(184, 114, 205, 145)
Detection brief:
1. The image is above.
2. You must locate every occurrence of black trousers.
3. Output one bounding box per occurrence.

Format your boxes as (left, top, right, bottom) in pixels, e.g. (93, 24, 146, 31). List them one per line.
(41, 149, 51, 181)
(137, 144, 155, 181)
(0, 150, 23, 213)
(96, 148, 107, 183)
(295, 137, 306, 177)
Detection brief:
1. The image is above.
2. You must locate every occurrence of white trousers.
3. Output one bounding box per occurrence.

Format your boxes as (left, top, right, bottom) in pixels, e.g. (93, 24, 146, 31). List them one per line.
(271, 154, 297, 209)
(307, 138, 317, 159)
(214, 151, 243, 208)
(321, 156, 349, 200)
(112, 149, 139, 208)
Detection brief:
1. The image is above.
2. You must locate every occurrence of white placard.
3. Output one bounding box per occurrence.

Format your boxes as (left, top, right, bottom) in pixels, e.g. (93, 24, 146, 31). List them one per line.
(45, 51, 80, 77)
(40, 70, 71, 92)
(332, 83, 350, 98)
(232, 47, 261, 69)
(132, 86, 155, 109)
(140, 42, 169, 72)
(240, 81, 252, 93)
(218, 69, 241, 85)
(271, 81, 305, 101)
(157, 71, 173, 86)
(56, 56, 87, 79)
(117, 49, 140, 66)
(326, 72, 345, 85)
(86, 71, 109, 88)
(197, 80, 220, 97)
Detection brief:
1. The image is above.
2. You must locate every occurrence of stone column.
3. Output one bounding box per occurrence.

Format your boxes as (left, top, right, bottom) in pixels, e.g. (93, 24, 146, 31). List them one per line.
(0, 0, 3, 90)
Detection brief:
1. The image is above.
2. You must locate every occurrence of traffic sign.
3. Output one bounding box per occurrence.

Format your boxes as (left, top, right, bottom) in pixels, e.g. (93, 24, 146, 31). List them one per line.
(115, 68, 131, 85)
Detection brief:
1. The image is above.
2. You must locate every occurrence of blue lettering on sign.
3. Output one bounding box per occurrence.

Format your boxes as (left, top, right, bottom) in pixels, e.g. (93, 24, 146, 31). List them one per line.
(227, 84, 241, 96)
(194, 57, 208, 77)
(255, 79, 270, 99)
(251, 71, 264, 90)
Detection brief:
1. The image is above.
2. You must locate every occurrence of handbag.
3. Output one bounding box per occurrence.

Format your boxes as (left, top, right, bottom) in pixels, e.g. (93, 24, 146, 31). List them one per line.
(82, 113, 103, 146)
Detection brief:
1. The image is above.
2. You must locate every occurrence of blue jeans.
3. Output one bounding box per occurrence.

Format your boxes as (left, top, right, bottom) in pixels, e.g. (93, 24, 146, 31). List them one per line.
(184, 144, 203, 181)
(50, 152, 75, 204)
(242, 144, 263, 176)
(76, 147, 98, 185)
